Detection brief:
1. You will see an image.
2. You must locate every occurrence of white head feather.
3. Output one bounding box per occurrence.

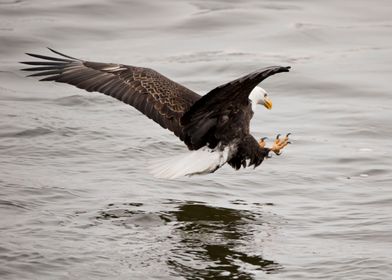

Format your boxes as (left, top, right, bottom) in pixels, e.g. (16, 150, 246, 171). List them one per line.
(249, 86, 271, 112)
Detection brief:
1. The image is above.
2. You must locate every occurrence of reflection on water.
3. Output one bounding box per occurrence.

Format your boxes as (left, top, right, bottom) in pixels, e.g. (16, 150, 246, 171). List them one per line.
(98, 201, 281, 279)
(2, 0, 392, 278)
(167, 203, 281, 279)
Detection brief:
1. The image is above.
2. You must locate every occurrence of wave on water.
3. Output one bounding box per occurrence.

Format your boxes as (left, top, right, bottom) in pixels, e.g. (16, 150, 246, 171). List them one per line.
(0, 126, 83, 138)
(49, 94, 112, 107)
(0, 127, 53, 138)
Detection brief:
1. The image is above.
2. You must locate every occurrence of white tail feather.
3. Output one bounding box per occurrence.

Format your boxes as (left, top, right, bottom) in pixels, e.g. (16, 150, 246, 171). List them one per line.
(149, 147, 230, 179)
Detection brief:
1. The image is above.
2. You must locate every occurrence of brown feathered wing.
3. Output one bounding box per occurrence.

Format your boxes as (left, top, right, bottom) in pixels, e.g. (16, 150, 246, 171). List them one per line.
(21, 48, 201, 142)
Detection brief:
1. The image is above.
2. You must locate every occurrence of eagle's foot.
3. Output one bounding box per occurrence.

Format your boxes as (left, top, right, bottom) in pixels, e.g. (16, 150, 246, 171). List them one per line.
(258, 137, 268, 148)
(269, 133, 291, 155)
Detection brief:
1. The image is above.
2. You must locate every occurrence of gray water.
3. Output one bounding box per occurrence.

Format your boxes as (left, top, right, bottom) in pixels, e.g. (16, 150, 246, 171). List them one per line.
(1, 0, 391, 279)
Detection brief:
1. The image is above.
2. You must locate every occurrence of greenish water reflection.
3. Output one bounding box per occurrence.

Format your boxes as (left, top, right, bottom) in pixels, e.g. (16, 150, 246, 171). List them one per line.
(167, 203, 282, 279)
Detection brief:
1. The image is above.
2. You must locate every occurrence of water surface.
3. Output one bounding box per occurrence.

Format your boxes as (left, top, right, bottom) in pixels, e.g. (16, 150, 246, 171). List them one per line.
(1, 0, 391, 279)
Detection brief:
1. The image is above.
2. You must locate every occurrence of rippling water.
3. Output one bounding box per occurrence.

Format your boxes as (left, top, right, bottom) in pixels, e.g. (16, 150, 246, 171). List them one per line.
(1, 0, 391, 279)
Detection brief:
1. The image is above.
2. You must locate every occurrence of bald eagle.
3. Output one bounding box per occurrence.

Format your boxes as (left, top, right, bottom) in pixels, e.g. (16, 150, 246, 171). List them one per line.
(21, 48, 291, 179)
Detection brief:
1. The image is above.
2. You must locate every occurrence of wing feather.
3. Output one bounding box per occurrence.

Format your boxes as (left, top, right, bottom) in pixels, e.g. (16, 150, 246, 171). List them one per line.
(182, 66, 290, 126)
(21, 49, 201, 140)
(181, 66, 290, 149)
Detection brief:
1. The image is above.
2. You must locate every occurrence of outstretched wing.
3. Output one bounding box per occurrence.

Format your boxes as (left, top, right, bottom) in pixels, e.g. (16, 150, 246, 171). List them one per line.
(20, 48, 201, 141)
(181, 66, 290, 149)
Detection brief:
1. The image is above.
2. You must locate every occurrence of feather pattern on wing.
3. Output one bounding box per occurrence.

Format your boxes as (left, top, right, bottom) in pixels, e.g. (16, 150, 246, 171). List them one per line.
(21, 48, 201, 141)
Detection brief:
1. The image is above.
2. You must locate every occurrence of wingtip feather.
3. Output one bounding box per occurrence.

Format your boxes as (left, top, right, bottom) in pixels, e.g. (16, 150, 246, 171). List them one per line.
(47, 47, 79, 60)
(39, 75, 59, 81)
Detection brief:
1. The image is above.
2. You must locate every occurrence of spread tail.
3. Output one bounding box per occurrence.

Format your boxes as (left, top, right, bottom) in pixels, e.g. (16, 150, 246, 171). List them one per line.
(148, 147, 230, 179)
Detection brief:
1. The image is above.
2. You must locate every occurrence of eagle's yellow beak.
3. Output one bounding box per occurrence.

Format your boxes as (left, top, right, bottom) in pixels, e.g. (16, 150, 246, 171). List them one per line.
(263, 97, 273, 110)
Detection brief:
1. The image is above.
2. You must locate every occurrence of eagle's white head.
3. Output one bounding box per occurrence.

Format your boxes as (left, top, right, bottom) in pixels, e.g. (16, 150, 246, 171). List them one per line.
(249, 86, 272, 112)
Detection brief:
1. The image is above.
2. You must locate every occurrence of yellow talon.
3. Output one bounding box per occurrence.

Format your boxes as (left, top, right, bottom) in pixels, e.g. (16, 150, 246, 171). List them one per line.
(270, 133, 291, 155)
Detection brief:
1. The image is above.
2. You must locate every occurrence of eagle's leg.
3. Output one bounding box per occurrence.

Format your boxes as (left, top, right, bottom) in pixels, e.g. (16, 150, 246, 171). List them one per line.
(259, 133, 291, 155)
(258, 137, 268, 148)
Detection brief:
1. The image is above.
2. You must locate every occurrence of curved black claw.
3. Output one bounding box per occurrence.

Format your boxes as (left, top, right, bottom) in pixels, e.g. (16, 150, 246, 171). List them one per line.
(261, 137, 268, 141)
(276, 134, 281, 140)
(286, 133, 291, 137)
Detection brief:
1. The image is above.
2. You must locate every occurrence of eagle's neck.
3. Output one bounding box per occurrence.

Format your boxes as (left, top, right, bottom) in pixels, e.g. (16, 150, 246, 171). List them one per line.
(249, 86, 267, 112)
